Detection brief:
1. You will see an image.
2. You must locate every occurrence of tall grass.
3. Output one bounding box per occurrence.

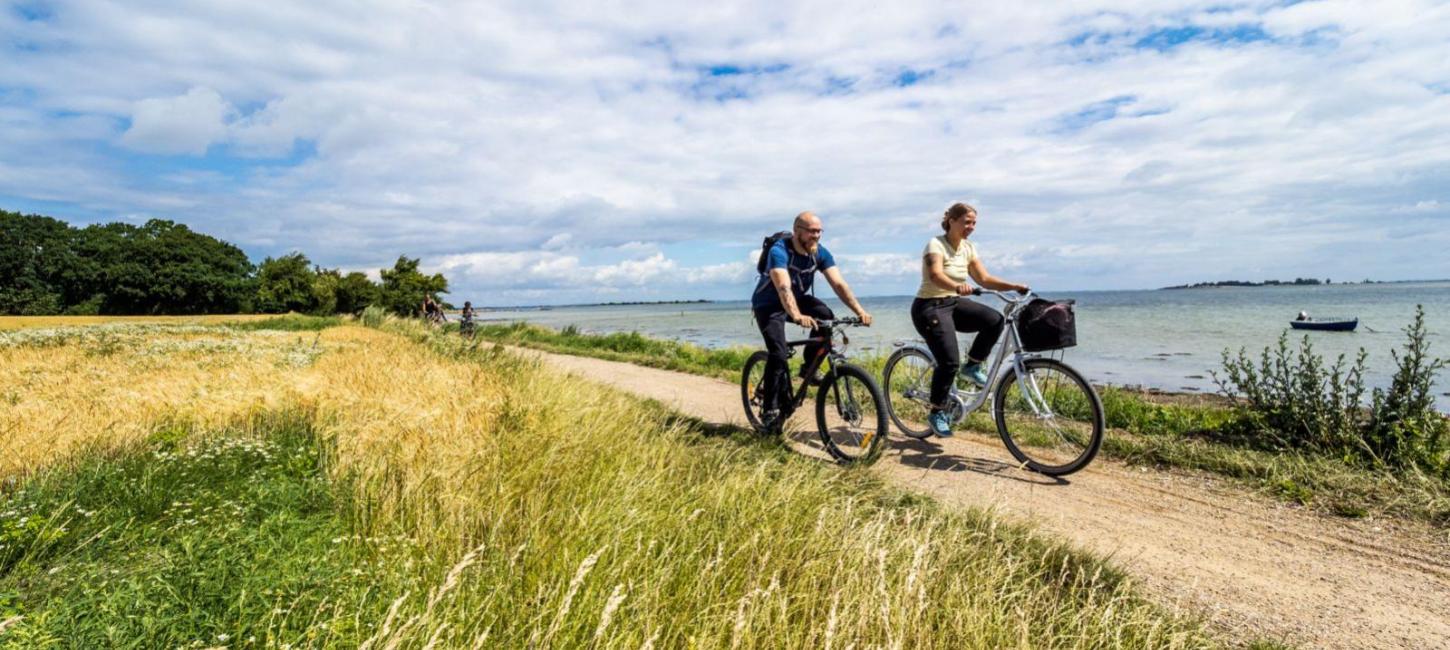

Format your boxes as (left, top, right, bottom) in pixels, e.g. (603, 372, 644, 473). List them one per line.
(470, 319, 1450, 524)
(223, 313, 344, 331)
(471, 320, 756, 380)
(2, 318, 1219, 647)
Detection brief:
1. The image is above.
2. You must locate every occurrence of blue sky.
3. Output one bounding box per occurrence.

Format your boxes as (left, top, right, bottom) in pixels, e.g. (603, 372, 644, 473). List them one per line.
(2, 0, 1449, 304)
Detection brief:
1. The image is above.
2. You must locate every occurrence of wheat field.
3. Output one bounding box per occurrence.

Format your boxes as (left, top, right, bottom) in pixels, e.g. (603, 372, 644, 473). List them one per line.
(0, 313, 277, 331)
(0, 317, 1220, 648)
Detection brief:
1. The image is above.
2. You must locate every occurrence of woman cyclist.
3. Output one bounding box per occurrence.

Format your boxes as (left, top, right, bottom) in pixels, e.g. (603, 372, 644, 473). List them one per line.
(911, 202, 1029, 438)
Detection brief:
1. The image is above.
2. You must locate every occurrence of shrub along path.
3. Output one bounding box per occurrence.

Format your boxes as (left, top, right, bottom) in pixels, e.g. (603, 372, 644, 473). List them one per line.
(507, 345, 1450, 650)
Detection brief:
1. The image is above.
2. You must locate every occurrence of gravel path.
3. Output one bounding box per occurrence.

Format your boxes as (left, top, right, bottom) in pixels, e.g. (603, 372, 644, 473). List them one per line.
(512, 346, 1450, 649)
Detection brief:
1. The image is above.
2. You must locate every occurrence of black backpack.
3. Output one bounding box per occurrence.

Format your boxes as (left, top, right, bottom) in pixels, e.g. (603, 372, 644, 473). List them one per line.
(1018, 299, 1077, 352)
(756, 231, 792, 274)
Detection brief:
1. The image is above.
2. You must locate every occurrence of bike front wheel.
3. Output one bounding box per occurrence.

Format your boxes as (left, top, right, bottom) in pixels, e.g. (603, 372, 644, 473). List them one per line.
(993, 358, 1104, 476)
(882, 346, 936, 439)
(816, 363, 890, 465)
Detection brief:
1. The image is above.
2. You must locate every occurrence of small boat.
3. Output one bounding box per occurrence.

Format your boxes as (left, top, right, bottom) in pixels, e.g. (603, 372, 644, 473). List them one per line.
(1290, 317, 1357, 332)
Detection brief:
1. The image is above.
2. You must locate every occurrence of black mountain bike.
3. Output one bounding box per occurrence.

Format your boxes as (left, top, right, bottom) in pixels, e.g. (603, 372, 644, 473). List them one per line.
(740, 318, 889, 465)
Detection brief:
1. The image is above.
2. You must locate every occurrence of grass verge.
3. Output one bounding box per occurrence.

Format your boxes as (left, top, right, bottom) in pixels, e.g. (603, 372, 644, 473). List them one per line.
(468, 320, 1449, 527)
(465, 320, 754, 380)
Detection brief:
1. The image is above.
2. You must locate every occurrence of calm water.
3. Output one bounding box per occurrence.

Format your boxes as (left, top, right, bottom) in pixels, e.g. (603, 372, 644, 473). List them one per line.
(481, 282, 1450, 410)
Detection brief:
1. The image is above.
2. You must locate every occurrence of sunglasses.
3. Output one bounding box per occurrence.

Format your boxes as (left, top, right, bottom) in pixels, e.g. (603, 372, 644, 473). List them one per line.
(796, 226, 823, 235)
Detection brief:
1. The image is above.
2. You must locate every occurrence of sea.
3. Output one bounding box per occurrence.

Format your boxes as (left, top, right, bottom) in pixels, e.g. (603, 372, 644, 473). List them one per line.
(478, 282, 1450, 411)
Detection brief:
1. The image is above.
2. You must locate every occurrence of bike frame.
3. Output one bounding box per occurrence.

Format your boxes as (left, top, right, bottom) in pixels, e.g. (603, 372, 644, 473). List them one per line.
(898, 291, 1056, 418)
(778, 320, 856, 410)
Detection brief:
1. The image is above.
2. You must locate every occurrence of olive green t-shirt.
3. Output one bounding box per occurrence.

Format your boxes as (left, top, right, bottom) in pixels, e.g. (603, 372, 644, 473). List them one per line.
(915, 236, 976, 299)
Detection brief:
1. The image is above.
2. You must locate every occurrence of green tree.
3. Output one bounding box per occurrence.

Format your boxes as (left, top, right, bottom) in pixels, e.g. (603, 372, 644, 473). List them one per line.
(335, 271, 381, 315)
(0, 210, 77, 314)
(255, 253, 317, 313)
(67, 219, 253, 315)
(379, 256, 448, 316)
(310, 268, 341, 316)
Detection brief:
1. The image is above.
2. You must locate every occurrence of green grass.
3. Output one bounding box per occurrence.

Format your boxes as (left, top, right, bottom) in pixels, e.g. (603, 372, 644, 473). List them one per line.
(1, 321, 1231, 648)
(0, 410, 431, 648)
(467, 320, 756, 380)
(222, 313, 344, 331)
(470, 320, 1450, 527)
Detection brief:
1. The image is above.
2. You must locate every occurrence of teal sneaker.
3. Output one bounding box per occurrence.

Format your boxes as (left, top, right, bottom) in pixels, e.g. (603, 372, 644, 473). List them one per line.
(960, 362, 988, 387)
(928, 410, 953, 438)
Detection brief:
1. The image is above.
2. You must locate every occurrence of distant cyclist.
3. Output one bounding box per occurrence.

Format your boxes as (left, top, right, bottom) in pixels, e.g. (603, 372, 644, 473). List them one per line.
(911, 202, 1029, 437)
(421, 296, 445, 325)
(460, 301, 477, 338)
(751, 211, 873, 428)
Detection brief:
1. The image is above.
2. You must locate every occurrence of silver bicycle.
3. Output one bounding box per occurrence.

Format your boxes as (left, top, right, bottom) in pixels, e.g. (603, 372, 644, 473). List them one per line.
(881, 290, 1104, 476)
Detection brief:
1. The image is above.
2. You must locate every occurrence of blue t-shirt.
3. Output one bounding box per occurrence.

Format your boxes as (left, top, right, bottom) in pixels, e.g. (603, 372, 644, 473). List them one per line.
(751, 239, 836, 311)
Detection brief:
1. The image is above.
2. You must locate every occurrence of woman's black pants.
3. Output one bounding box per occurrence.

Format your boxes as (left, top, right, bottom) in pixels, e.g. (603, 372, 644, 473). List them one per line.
(909, 296, 1004, 409)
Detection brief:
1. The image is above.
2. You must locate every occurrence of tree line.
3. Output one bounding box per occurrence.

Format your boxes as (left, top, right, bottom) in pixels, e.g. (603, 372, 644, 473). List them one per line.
(1, 209, 449, 316)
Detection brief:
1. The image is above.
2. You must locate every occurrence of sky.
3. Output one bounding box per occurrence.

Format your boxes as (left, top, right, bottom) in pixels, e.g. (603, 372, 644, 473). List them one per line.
(2, 0, 1449, 305)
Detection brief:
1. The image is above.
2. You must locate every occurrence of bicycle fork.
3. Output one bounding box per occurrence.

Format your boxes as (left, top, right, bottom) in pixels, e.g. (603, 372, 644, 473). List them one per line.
(828, 360, 873, 449)
(1010, 356, 1056, 419)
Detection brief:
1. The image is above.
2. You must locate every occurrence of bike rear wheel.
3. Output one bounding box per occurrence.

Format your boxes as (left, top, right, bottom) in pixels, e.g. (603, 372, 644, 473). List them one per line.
(816, 363, 890, 465)
(993, 358, 1104, 476)
(882, 346, 936, 439)
(741, 350, 772, 432)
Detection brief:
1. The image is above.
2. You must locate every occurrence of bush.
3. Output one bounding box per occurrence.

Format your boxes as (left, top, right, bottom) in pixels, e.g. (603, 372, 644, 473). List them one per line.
(1215, 305, 1447, 473)
(1364, 306, 1449, 474)
(360, 304, 389, 328)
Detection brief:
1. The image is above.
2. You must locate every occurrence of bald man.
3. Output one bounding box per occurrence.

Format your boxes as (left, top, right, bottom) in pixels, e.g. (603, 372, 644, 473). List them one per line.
(750, 211, 873, 428)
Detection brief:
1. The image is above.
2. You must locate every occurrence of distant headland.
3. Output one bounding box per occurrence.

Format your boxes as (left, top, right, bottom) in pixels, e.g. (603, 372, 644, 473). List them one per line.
(579, 299, 712, 307)
(1161, 278, 1331, 290)
(486, 299, 713, 310)
(1160, 278, 1447, 290)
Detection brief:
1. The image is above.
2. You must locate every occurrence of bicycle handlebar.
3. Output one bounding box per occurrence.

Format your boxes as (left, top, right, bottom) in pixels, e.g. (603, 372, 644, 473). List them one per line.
(817, 317, 867, 327)
(973, 288, 1034, 303)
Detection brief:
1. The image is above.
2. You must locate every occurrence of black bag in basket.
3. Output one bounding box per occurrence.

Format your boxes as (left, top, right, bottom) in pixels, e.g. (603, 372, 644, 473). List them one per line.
(1018, 299, 1077, 352)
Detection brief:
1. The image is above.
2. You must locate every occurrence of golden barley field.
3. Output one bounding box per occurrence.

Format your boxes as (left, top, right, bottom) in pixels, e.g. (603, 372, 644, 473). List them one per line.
(0, 316, 1217, 648)
(0, 313, 275, 331)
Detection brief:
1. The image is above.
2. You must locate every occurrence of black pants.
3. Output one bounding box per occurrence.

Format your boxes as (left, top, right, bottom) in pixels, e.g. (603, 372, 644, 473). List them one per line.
(754, 295, 835, 412)
(910, 296, 1004, 409)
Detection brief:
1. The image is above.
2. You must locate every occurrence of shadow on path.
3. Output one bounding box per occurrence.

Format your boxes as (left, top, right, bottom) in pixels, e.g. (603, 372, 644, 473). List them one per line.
(891, 436, 1068, 486)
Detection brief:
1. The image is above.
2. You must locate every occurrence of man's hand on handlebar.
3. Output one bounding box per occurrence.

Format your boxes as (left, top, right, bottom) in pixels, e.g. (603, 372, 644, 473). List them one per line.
(792, 313, 818, 329)
(857, 311, 873, 326)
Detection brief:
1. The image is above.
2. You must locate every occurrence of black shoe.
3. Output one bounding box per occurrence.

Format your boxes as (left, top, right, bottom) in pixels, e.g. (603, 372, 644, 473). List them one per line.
(760, 409, 782, 432)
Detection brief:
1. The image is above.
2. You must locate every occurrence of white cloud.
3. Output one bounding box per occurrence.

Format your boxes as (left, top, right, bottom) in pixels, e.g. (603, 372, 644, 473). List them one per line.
(541, 233, 574, 250)
(120, 87, 233, 155)
(1, 0, 1448, 303)
(685, 260, 753, 285)
(591, 252, 676, 286)
(839, 253, 919, 279)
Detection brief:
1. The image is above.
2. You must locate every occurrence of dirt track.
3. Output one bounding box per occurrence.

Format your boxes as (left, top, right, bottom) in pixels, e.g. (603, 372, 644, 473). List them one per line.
(511, 346, 1450, 649)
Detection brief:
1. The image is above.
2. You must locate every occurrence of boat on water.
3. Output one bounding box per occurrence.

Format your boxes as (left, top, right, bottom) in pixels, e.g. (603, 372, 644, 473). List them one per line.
(1290, 317, 1358, 332)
